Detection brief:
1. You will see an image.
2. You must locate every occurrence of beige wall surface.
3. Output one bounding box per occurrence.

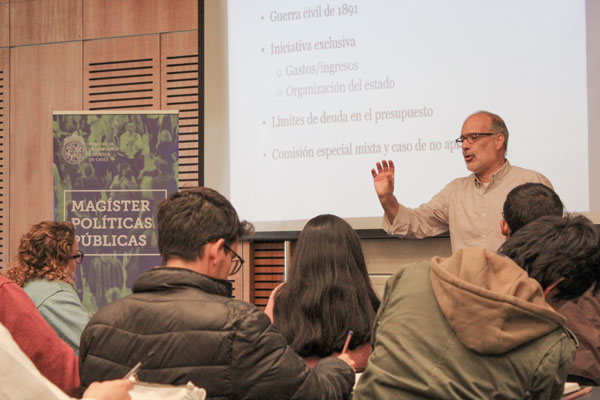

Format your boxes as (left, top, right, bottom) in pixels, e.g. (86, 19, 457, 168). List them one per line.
(363, 236, 451, 296)
(362, 237, 451, 275)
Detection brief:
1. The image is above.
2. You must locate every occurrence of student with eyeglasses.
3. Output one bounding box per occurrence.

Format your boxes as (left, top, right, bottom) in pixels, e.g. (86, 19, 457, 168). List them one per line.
(371, 110, 551, 252)
(79, 187, 355, 399)
(6, 220, 90, 355)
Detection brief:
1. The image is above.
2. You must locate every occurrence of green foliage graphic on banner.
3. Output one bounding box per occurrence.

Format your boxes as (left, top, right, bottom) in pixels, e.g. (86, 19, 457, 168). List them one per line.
(53, 112, 179, 314)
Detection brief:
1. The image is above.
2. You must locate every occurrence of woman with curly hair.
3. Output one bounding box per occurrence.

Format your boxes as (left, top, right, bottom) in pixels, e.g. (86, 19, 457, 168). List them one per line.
(6, 221, 89, 355)
(265, 214, 380, 372)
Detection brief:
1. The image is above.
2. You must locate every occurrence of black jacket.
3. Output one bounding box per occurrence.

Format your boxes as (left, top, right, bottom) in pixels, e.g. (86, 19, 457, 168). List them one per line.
(79, 267, 354, 399)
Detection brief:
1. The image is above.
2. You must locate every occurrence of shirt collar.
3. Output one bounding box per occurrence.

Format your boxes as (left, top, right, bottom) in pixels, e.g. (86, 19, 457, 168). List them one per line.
(473, 159, 510, 187)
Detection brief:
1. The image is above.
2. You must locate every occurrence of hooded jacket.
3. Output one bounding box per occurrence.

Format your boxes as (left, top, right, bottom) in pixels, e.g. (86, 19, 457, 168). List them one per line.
(79, 267, 354, 400)
(354, 248, 576, 400)
(557, 289, 600, 384)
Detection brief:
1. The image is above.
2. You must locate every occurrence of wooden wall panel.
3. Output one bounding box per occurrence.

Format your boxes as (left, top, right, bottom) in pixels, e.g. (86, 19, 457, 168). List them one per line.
(9, 42, 83, 258)
(0, 3, 8, 47)
(83, 0, 198, 40)
(10, 0, 82, 46)
(83, 35, 160, 110)
(160, 31, 199, 189)
(0, 49, 8, 269)
(252, 242, 286, 310)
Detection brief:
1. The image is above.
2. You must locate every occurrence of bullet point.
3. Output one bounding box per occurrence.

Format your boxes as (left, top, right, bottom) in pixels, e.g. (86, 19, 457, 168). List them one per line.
(261, 16, 264, 20)
(277, 70, 282, 77)
(262, 120, 266, 125)
(261, 48, 265, 52)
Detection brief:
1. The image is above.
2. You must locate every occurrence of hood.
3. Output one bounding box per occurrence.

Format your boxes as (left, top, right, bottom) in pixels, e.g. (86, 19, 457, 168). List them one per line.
(430, 247, 565, 355)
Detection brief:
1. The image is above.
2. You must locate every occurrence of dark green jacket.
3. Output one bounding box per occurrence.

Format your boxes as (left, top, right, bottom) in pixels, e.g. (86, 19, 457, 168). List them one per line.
(355, 248, 576, 400)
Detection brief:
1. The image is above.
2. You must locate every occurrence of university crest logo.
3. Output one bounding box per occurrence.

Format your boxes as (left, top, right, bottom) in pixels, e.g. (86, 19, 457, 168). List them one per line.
(62, 134, 87, 164)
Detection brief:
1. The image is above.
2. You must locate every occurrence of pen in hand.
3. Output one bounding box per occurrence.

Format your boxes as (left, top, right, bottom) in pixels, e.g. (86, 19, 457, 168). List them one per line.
(341, 330, 353, 354)
(123, 350, 154, 381)
(123, 361, 142, 380)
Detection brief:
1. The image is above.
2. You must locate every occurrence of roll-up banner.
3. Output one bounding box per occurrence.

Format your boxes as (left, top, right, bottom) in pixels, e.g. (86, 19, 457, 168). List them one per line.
(53, 111, 179, 313)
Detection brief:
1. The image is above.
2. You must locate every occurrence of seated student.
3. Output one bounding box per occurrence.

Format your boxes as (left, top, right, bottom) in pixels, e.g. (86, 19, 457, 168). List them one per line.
(0, 274, 80, 396)
(499, 183, 600, 385)
(0, 322, 132, 400)
(79, 188, 355, 399)
(6, 221, 90, 355)
(264, 214, 380, 372)
(558, 287, 600, 386)
(355, 215, 599, 400)
(499, 182, 564, 240)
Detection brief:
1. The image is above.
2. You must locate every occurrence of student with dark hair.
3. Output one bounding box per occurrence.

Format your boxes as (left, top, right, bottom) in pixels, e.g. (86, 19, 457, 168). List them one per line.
(503, 215, 600, 386)
(265, 214, 380, 372)
(355, 215, 599, 400)
(499, 215, 599, 301)
(500, 182, 563, 237)
(500, 183, 600, 386)
(79, 188, 355, 399)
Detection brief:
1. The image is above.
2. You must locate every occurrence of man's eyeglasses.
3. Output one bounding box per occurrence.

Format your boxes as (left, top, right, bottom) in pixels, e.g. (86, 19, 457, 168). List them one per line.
(72, 250, 84, 264)
(455, 133, 498, 147)
(223, 243, 244, 275)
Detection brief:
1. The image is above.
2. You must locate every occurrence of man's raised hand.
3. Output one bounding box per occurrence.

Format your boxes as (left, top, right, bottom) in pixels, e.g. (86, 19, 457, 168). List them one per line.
(371, 160, 399, 223)
(371, 160, 395, 198)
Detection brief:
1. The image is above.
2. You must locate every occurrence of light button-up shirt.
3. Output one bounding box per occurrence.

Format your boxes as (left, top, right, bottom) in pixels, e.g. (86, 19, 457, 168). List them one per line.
(383, 161, 552, 252)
